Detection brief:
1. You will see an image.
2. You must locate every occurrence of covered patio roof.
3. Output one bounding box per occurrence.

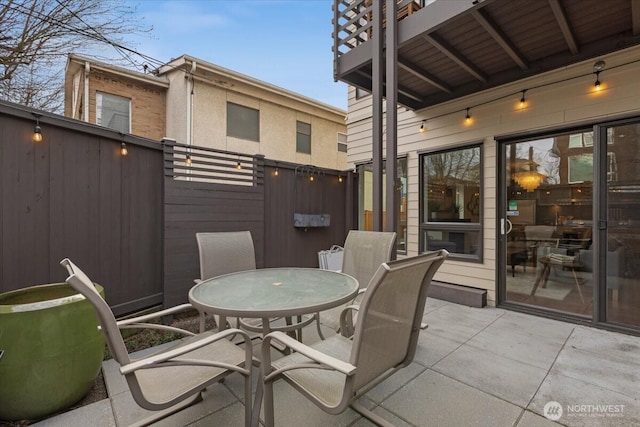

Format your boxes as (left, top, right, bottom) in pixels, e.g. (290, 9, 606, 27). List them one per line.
(334, 0, 640, 110)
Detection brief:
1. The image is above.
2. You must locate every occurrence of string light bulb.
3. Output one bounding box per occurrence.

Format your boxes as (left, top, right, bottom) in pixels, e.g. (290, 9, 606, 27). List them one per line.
(309, 174, 314, 182)
(236, 160, 242, 170)
(593, 60, 605, 92)
(419, 120, 426, 133)
(185, 154, 192, 165)
(120, 141, 128, 156)
(32, 113, 43, 142)
(519, 90, 527, 108)
(465, 108, 471, 124)
(274, 167, 279, 176)
(338, 175, 343, 183)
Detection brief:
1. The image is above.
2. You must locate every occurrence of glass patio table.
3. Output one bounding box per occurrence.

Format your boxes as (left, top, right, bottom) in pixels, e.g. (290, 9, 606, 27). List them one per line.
(189, 268, 359, 427)
(188, 267, 359, 336)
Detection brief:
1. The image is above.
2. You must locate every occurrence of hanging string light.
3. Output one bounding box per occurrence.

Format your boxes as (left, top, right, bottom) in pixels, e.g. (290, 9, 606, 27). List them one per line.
(186, 154, 192, 165)
(594, 71, 602, 91)
(32, 113, 43, 142)
(593, 60, 605, 91)
(411, 58, 621, 129)
(519, 90, 527, 108)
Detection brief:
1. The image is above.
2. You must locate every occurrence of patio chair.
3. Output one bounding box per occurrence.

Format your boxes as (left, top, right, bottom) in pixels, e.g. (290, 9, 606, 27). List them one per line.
(60, 258, 253, 427)
(259, 250, 448, 427)
(196, 231, 256, 331)
(196, 231, 307, 341)
(315, 230, 396, 338)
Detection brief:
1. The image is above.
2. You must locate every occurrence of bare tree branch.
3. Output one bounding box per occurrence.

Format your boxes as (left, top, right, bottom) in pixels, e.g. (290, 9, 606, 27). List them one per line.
(0, 0, 151, 112)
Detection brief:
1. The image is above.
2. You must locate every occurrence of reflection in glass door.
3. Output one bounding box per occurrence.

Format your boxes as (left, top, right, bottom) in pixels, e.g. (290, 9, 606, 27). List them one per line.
(357, 158, 408, 252)
(502, 132, 594, 316)
(604, 123, 640, 328)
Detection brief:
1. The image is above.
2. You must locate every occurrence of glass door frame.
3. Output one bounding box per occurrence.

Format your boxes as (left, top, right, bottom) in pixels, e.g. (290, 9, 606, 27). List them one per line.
(595, 118, 640, 333)
(496, 125, 596, 323)
(498, 117, 640, 333)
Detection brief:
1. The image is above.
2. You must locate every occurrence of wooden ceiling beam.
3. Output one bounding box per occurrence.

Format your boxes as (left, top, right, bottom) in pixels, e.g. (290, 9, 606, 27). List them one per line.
(354, 69, 424, 103)
(471, 8, 529, 70)
(548, 0, 579, 54)
(423, 33, 488, 83)
(398, 58, 453, 93)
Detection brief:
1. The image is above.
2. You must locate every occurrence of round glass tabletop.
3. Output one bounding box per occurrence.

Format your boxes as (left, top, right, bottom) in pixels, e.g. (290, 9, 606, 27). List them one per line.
(189, 268, 359, 318)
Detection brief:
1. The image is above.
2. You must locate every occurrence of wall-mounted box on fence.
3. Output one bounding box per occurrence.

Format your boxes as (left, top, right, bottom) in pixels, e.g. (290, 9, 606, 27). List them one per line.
(293, 213, 331, 228)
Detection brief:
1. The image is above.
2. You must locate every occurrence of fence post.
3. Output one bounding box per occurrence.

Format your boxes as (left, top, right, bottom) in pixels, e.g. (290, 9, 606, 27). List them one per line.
(162, 138, 176, 178)
(254, 154, 265, 186)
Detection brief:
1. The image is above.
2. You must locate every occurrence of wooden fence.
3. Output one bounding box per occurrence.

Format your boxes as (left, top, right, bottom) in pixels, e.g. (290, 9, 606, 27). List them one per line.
(162, 140, 355, 307)
(1, 101, 355, 315)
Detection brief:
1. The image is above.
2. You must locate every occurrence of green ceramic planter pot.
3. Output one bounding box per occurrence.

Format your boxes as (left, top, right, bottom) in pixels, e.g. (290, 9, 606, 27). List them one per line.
(0, 283, 105, 421)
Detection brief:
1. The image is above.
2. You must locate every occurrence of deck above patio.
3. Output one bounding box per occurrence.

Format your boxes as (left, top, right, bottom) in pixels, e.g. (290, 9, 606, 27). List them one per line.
(333, 0, 640, 110)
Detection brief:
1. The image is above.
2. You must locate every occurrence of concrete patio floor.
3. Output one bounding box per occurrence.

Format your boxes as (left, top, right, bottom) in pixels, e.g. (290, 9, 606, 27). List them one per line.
(33, 298, 640, 427)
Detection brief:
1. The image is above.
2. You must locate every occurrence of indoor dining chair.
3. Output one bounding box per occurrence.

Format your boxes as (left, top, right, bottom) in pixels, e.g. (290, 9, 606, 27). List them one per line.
(61, 258, 253, 427)
(315, 230, 396, 338)
(259, 250, 448, 427)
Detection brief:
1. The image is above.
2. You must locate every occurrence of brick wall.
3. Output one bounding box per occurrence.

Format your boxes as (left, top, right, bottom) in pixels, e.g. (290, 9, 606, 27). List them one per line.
(89, 71, 167, 141)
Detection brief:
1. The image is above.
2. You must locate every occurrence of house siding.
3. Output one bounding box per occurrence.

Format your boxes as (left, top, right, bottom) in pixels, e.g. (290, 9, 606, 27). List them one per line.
(346, 47, 640, 305)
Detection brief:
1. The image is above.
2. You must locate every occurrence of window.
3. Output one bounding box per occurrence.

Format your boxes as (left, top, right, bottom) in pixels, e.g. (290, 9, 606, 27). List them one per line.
(569, 129, 614, 147)
(420, 145, 482, 260)
(337, 133, 348, 153)
(607, 152, 617, 182)
(357, 157, 408, 253)
(96, 92, 130, 133)
(296, 121, 311, 154)
(227, 102, 259, 141)
(568, 131, 594, 148)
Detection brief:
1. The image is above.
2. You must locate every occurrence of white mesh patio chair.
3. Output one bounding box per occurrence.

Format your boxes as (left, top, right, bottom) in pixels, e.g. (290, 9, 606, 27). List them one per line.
(196, 231, 311, 341)
(260, 250, 448, 427)
(61, 258, 253, 427)
(315, 230, 396, 338)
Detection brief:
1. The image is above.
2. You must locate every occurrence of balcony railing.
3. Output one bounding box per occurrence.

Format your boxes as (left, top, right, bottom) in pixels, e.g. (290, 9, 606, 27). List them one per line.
(332, 0, 421, 78)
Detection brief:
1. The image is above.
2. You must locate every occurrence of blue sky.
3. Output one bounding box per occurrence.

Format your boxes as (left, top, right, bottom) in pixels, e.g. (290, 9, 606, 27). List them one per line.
(121, 0, 348, 110)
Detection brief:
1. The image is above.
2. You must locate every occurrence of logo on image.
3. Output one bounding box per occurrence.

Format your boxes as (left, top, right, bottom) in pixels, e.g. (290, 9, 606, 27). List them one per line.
(543, 401, 563, 421)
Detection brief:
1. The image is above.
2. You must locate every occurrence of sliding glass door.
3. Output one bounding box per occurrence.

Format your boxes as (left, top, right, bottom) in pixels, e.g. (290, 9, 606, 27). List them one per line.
(500, 119, 640, 331)
(501, 132, 594, 316)
(602, 122, 640, 329)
